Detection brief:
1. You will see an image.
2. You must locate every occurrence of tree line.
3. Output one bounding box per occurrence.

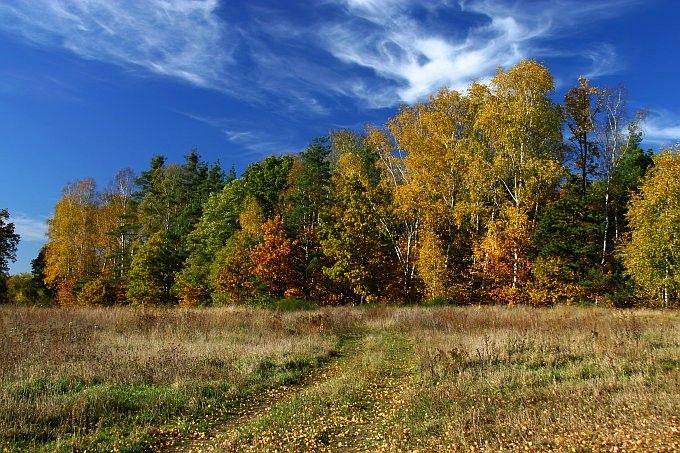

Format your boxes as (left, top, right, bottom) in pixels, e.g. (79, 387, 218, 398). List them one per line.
(4, 60, 679, 307)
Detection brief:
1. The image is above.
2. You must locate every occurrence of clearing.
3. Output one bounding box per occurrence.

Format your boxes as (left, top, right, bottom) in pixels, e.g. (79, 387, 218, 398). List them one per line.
(1, 305, 678, 451)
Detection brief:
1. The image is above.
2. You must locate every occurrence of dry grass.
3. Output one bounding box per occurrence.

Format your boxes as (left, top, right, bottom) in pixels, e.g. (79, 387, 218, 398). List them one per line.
(392, 306, 680, 451)
(0, 306, 350, 451)
(214, 306, 680, 452)
(1, 305, 678, 451)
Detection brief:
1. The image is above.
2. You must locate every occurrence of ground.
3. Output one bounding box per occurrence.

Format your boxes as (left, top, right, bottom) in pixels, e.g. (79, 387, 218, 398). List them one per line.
(0, 305, 678, 452)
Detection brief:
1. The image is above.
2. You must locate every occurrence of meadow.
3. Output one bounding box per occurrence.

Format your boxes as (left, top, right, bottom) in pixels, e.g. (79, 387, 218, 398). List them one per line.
(1, 305, 678, 452)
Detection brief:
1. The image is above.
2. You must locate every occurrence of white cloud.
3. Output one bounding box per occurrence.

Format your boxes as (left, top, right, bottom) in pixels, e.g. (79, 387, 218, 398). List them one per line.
(642, 112, 680, 145)
(315, 0, 635, 106)
(11, 214, 48, 242)
(0, 0, 637, 111)
(583, 44, 623, 79)
(0, 0, 232, 90)
(183, 113, 301, 156)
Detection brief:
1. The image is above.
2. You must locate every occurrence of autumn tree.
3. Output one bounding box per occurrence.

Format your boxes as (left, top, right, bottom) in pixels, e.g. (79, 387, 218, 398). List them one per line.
(382, 85, 495, 300)
(250, 216, 303, 297)
(621, 149, 680, 307)
(282, 138, 332, 297)
(102, 169, 137, 283)
(535, 87, 651, 303)
(474, 206, 533, 304)
(209, 196, 265, 304)
(594, 86, 646, 267)
(474, 60, 564, 301)
(321, 139, 398, 304)
(44, 179, 101, 304)
(126, 232, 171, 305)
(176, 156, 291, 305)
(363, 127, 420, 300)
(0, 209, 20, 303)
(209, 232, 254, 304)
(565, 76, 599, 194)
(602, 122, 653, 255)
(6, 274, 44, 305)
(76, 276, 118, 306)
(6, 247, 56, 306)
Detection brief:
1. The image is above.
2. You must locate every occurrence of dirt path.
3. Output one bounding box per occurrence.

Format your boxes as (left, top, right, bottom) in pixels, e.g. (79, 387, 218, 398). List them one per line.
(210, 331, 418, 452)
(158, 330, 420, 452)
(158, 334, 363, 453)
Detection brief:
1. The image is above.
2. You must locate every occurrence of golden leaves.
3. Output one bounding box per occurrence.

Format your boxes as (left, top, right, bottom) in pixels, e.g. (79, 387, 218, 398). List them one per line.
(621, 147, 680, 305)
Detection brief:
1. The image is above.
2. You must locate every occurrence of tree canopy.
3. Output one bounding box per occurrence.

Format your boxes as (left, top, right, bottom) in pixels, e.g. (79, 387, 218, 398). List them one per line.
(0, 209, 20, 303)
(25, 60, 674, 307)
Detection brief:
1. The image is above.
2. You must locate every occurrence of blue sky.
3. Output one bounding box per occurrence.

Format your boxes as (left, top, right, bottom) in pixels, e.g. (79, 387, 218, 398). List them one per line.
(1, 0, 679, 274)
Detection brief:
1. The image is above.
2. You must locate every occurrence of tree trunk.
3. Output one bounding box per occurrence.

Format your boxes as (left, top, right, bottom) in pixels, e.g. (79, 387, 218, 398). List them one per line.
(512, 249, 519, 289)
(601, 190, 610, 266)
(663, 263, 669, 308)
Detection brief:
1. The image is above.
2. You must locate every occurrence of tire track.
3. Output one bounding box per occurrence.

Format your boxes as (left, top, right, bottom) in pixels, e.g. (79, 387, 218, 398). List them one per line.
(211, 331, 418, 452)
(157, 334, 362, 453)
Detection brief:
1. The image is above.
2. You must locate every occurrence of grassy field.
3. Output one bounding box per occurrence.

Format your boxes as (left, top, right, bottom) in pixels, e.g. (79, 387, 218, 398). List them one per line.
(1, 305, 678, 452)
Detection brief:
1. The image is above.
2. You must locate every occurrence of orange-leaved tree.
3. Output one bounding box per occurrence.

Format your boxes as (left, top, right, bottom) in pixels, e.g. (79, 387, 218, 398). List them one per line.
(250, 216, 303, 297)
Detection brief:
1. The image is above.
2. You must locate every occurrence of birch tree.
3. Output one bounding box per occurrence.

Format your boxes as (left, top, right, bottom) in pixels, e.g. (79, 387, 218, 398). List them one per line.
(44, 179, 100, 304)
(622, 149, 680, 306)
(565, 76, 599, 194)
(474, 60, 564, 298)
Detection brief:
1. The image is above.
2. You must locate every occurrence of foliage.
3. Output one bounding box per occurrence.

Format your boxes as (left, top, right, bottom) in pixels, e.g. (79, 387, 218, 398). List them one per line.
(126, 232, 171, 305)
(621, 148, 680, 306)
(209, 231, 255, 305)
(6, 273, 52, 306)
(321, 136, 399, 304)
(0, 209, 20, 303)
(175, 180, 246, 305)
(474, 206, 533, 304)
(282, 138, 333, 298)
(0, 209, 20, 277)
(44, 179, 101, 305)
(565, 76, 599, 193)
(76, 276, 118, 306)
(250, 216, 303, 297)
(241, 155, 293, 217)
(533, 182, 605, 300)
(34, 60, 669, 307)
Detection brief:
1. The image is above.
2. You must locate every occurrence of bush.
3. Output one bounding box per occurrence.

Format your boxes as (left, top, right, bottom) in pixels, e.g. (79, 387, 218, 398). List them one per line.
(250, 296, 318, 311)
(76, 277, 117, 306)
(422, 295, 452, 307)
(6, 273, 52, 306)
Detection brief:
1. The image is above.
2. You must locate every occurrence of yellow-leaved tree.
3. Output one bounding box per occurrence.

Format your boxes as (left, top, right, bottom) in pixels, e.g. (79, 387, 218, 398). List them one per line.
(474, 60, 564, 302)
(44, 179, 100, 305)
(565, 76, 599, 194)
(372, 85, 496, 301)
(321, 132, 399, 304)
(621, 148, 680, 307)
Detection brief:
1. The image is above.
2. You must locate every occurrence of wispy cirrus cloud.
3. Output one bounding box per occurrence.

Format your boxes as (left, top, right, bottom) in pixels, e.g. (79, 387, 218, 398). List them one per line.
(0, 0, 232, 89)
(183, 113, 302, 156)
(582, 44, 623, 79)
(0, 0, 638, 111)
(11, 213, 48, 242)
(321, 0, 636, 106)
(642, 111, 680, 145)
